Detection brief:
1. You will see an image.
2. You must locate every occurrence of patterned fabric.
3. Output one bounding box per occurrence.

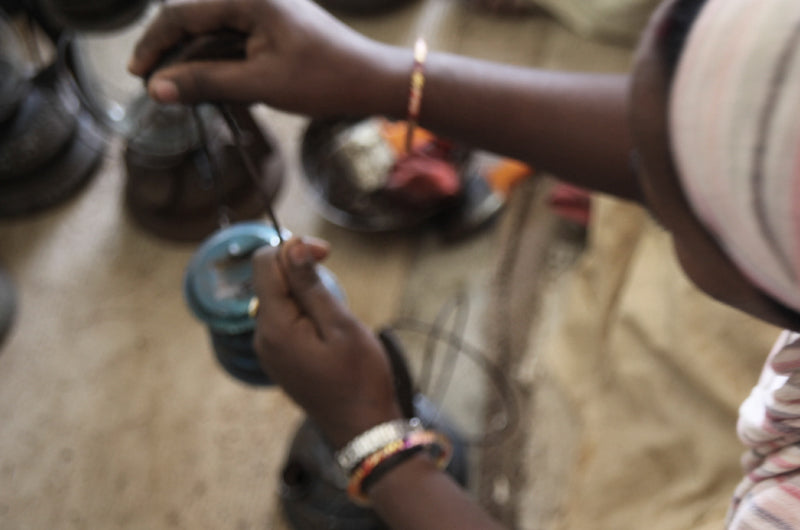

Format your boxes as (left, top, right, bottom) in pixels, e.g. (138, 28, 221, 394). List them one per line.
(670, 0, 800, 315)
(729, 331, 800, 528)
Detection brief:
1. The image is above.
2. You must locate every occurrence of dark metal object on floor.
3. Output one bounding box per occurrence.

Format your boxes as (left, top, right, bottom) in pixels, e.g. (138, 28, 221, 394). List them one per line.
(123, 102, 283, 241)
(0, 2, 26, 16)
(0, 266, 15, 350)
(119, 32, 284, 242)
(279, 395, 468, 530)
(184, 222, 344, 386)
(0, 51, 104, 217)
(0, 55, 27, 124)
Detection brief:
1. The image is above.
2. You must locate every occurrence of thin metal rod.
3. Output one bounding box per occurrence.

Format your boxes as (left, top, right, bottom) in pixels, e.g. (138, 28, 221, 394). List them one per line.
(216, 103, 284, 244)
(192, 106, 230, 228)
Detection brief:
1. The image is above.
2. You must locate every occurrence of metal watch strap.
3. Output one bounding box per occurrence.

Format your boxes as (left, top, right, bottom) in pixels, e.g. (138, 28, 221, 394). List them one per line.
(335, 418, 423, 474)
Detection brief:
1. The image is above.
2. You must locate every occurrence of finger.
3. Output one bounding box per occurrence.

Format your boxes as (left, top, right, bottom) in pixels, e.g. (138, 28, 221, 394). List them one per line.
(146, 59, 269, 104)
(128, 0, 261, 77)
(279, 238, 351, 336)
(251, 244, 298, 331)
(251, 237, 330, 326)
(299, 236, 332, 262)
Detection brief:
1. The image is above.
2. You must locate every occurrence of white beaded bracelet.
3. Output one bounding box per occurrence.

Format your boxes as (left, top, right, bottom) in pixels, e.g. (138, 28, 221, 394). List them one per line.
(335, 418, 423, 475)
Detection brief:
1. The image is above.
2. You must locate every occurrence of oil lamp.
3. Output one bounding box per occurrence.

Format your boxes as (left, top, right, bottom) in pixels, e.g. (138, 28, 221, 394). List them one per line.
(69, 18, 285, 241)
(183, 222, 346, 385)
(0, 8, 105, 217)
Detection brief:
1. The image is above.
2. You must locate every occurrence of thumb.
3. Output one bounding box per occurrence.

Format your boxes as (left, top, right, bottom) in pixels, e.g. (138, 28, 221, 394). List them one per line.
(280, 238, 349, 334)
(147, 60, 265, 104)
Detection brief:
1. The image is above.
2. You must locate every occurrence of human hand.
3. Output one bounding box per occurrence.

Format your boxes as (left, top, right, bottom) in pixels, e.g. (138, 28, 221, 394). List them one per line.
(127, 0, 408, 118)
(251, 237, 403, 448)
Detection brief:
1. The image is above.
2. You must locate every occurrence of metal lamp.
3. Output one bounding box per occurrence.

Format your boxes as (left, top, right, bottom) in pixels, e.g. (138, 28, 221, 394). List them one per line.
(0, 7, 105, 217)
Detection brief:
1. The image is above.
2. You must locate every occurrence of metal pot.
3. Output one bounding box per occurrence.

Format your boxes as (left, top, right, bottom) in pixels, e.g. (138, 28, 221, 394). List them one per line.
(124, 102, 284, 241)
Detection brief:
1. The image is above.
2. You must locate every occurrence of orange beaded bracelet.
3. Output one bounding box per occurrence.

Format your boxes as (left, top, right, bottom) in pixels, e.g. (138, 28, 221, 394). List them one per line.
(346, 429, 453, 506)
(404, 37, 428, 154)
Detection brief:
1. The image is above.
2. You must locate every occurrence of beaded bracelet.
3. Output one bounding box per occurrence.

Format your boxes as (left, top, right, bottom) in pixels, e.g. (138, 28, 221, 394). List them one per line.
(404, 37, 429, 154)
(346, 429, 453, 506)
(335, 418, 423, 474)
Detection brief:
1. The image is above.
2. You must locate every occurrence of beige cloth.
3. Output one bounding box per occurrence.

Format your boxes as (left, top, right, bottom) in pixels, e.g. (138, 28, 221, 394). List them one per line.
(529, 197, 781, 530)
(531, 0, 660, 44)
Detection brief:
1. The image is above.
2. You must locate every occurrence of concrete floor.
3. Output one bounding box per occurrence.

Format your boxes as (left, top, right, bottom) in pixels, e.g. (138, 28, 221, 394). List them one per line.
(0, 2, 631, 528)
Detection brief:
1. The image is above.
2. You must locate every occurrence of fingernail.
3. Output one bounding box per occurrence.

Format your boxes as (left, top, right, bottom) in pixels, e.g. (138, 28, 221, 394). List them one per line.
(288, 241, 312, 267)
(304, 235, 330, 251)
(149, 78, 179, 103)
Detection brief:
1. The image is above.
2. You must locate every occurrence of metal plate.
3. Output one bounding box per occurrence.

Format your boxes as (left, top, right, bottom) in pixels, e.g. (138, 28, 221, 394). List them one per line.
(300, 118, 473, 233)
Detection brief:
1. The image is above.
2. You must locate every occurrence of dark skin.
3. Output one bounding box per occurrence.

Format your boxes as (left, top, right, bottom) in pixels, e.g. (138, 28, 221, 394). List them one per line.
(129, 0, 637, 200)
(128, 1, 800, 527)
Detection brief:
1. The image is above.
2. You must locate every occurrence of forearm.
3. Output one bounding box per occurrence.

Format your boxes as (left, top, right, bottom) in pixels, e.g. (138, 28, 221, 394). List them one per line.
(367, 45, 640, 201)
(368, 453, 505, 530)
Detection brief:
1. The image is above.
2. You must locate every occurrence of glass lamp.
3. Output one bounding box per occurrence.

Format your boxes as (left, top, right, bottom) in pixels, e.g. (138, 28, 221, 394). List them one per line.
(0, 8, 105, 217)
(67, 8, 285, 241)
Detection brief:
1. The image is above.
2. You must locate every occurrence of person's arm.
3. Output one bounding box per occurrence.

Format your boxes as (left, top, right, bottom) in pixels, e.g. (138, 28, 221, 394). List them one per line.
(420, 56, 636, 199)
(251, 238, 506, 530)
(128, 0, 640, 201)
(369, 453, 505, 530)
